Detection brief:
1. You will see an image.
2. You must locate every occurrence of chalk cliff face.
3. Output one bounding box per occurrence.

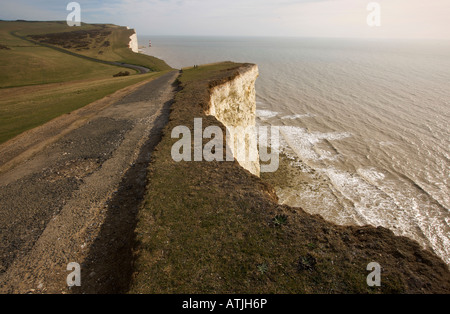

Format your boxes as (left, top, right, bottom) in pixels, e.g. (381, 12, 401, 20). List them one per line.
(207, 64, 260, 177)
(128, 31, 139, 53)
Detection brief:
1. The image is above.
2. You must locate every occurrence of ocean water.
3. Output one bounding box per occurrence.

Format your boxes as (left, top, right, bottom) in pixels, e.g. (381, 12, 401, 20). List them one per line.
(140, 36, 450, 265)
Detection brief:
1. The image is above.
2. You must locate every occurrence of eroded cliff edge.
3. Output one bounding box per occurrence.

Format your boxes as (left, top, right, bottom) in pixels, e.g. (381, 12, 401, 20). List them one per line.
(127, 28, 139, 53)
(207, 64, 260, 177)
(130, 62, 450, 294)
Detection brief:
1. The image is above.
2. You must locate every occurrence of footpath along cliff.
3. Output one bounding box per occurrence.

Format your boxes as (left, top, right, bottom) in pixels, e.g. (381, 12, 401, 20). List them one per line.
(129, 62, 450, 294)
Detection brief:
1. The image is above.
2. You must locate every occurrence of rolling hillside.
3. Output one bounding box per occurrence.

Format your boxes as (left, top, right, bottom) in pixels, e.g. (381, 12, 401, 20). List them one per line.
(0, 20, 172, 144)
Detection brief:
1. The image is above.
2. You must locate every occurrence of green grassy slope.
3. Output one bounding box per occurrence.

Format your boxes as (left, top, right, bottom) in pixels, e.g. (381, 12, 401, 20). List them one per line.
(0, 72, 165, 144)
(0, 20, 172, 144)
(0, 22, 128, 88)
(0, 21, 172, 88)
(14, 21, 172, 72)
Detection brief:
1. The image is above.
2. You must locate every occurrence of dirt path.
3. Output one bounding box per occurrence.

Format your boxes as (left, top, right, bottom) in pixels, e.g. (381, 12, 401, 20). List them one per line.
(0, 70, 179, 293)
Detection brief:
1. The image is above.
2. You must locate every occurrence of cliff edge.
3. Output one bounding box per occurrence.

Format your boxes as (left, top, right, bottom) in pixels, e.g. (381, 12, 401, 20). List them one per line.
(207, 64, 260, 176)
(128, 30, 139, 53)
(129, 62, 450, 294)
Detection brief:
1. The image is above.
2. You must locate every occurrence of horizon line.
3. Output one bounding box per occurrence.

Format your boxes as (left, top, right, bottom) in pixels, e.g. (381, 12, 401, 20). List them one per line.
(2, 19, 449, 41)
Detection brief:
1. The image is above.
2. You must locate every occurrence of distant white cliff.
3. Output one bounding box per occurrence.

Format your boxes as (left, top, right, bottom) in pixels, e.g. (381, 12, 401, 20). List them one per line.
(207, 64, 261, 177)
(128, 30, 139, 53)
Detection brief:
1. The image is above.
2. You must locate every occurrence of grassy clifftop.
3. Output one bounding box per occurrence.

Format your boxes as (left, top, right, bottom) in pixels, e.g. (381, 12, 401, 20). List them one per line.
(0, 21, 172, 144)
(23, 22, 171, 72)
(0, 21, 171, 88)
(129, 62, 450, 294)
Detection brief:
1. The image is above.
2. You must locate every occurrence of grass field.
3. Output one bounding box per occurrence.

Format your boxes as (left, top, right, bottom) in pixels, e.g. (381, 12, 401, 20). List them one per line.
(0, 72, 167, 144)
(0, 21, 171, 88)
(13, 21, 171, 72)
(0, 25, 126, 88)
(0, 20, 173, 144)
(178, 62, 243, 84)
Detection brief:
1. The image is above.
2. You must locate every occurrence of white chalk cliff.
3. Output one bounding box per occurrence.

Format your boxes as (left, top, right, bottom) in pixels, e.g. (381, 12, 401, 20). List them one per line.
(207, 64, 260, 177)
(128, 31, 139, 53)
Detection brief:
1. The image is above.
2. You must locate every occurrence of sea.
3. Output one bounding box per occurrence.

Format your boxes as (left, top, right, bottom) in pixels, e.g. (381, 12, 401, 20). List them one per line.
(140, 36, 450, 265)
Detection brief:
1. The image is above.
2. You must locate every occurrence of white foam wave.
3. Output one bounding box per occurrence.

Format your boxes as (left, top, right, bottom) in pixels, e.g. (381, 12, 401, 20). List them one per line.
(322, 168, 399, 226)
(357, 168, 385, 184)
(280, 113, 315, 120)
(279, 126, 351, 161)
(273, 122, 450, 265)
(256, 109, 278, 119)
(322, 166, 450, 265)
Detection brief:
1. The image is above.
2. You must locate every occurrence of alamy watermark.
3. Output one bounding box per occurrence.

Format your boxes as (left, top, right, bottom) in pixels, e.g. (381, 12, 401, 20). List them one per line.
(67, 262, 81, 287)
(367, 2, 381, 27)
(66, 2, 81, 27)
(171, 118, 280, 173)
(367, 262, 381, 287)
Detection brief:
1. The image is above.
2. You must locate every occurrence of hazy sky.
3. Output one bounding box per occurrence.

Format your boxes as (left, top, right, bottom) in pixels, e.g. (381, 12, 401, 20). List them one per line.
(1, 0, 449, 39)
